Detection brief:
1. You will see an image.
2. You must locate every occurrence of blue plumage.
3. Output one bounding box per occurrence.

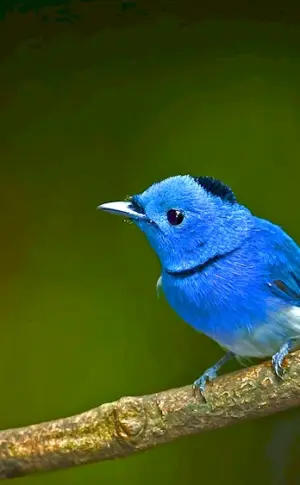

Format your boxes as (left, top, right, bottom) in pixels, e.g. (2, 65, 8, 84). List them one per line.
(98, 175, 300, 394)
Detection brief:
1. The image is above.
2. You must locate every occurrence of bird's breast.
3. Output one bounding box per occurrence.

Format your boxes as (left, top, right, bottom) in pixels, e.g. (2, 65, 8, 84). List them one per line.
(162, 267, 253, 345)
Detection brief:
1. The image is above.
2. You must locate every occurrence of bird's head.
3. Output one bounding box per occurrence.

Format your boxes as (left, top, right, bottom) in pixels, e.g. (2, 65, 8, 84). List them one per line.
(99, 175, 253, 274)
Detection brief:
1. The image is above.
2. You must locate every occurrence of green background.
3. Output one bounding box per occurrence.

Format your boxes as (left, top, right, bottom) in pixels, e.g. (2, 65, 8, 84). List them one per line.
(1, 1, 300, 484)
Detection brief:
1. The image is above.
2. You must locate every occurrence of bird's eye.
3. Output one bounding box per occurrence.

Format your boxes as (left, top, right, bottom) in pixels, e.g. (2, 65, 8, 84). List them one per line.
(167, 209, 184, 226)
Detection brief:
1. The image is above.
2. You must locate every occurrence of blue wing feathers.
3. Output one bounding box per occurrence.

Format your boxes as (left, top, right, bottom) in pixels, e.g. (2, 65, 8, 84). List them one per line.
(254, 217, 300, 306)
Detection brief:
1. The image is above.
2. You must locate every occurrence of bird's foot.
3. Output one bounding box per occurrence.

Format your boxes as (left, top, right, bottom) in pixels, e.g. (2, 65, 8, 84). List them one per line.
(272, 352, 285, 379)
(193, 352, 235, 397)
(193, 367, 218, 395)
(272, 340, 294, 379)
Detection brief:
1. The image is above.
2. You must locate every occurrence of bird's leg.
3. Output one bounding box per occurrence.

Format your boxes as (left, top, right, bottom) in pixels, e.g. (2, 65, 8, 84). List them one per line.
(193, 351, 235, 394)
(272, 338, 296, 378)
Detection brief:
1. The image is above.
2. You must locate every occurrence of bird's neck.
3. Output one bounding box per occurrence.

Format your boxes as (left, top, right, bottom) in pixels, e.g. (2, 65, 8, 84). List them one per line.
(164, 249, 238, 277)
(162, 206, 254, 275)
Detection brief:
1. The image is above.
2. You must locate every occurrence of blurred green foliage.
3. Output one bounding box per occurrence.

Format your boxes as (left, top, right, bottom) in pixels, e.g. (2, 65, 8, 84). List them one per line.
(0, 0, 62, 20)
(1, 13, 300, 485)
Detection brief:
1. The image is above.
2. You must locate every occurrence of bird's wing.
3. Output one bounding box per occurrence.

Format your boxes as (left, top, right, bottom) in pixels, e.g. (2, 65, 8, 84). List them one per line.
(268, 238, 300, 305)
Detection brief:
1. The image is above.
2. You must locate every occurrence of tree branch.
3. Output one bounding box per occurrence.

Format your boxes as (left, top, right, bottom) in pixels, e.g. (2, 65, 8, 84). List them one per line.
(1, 351, 300, 480)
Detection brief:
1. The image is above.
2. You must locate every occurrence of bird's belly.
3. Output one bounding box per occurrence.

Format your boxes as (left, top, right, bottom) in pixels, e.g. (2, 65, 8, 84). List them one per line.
(162, 274, 300, 358)
(226, 306, 300, 358)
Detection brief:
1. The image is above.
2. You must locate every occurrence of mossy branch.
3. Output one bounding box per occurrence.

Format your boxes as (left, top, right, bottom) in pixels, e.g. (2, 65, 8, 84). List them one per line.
(2, 351, 300, 480)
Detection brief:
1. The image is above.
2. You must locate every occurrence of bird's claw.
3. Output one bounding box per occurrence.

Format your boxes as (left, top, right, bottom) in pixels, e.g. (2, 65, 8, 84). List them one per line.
(193, 367, 218, 395)
(272, 353, 285, 379)
(192, 352, 234, 398)
(271, 339, 294, 380)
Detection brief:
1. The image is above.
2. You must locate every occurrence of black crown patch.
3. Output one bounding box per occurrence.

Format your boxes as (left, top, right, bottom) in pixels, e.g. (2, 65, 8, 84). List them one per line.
(193, 176, 236, 204)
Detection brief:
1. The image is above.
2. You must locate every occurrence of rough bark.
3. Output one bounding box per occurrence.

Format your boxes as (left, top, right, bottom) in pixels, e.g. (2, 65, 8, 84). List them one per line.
(1, 352, 300, 480)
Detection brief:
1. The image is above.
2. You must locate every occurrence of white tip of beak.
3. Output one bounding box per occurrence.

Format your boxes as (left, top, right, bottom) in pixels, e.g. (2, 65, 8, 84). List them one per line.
(97, 201, 147, 220)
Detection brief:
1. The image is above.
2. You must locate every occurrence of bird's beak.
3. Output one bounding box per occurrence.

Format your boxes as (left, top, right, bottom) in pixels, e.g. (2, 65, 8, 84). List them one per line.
(97, 201, 147, 220)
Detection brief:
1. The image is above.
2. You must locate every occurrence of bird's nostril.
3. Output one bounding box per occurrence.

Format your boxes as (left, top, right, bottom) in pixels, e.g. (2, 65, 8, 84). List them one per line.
(130, 198, 145, 215)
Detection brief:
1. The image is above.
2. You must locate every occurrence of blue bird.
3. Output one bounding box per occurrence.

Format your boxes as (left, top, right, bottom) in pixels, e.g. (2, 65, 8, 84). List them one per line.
(98, 175, 300, 394)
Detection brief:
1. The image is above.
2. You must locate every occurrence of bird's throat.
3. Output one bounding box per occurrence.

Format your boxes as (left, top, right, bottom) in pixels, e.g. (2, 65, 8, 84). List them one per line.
(165, 248, 238, 278)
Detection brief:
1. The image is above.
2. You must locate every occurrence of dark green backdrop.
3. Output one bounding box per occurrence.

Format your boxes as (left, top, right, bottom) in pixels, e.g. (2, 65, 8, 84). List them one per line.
(1, 2, 300, 484)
